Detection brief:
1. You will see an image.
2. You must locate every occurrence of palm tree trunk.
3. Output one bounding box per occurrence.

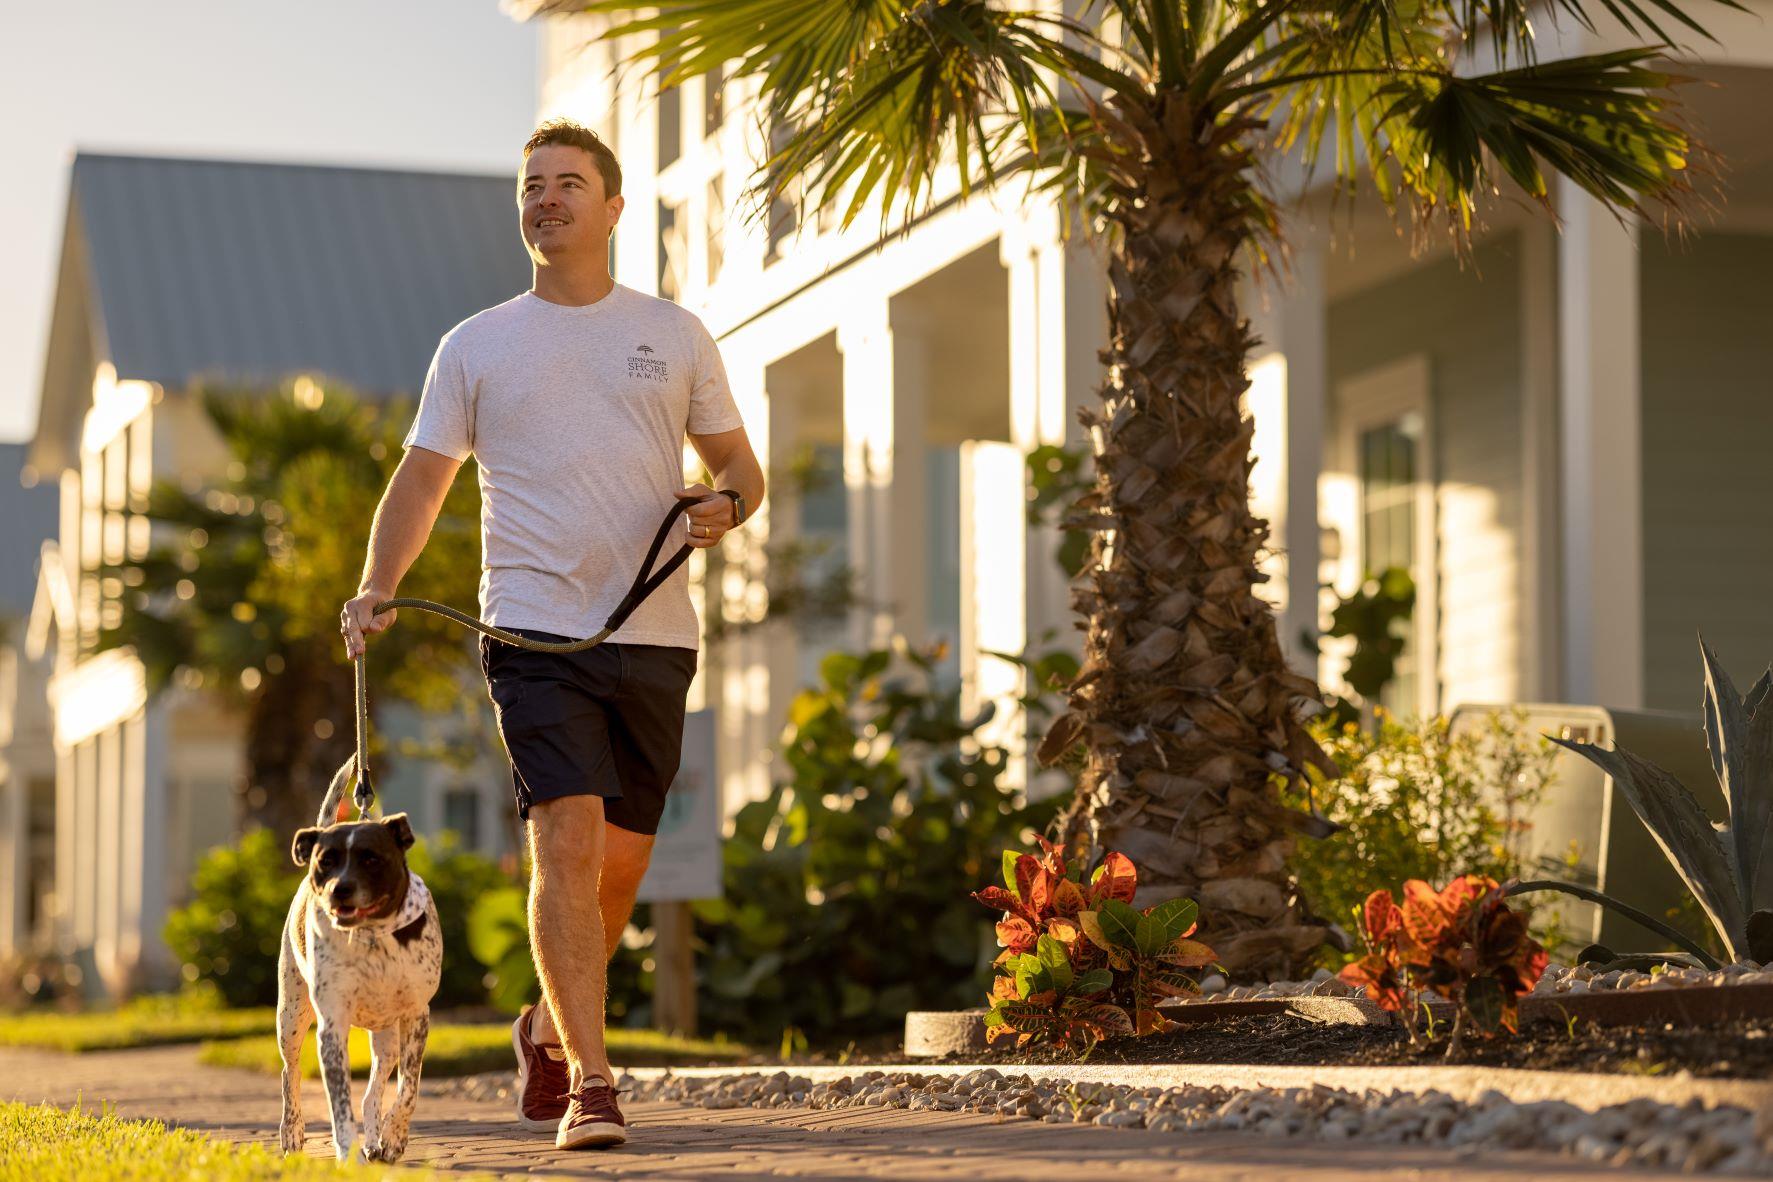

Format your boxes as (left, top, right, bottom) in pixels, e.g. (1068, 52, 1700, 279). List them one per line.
(1043, 92, 1333, 978)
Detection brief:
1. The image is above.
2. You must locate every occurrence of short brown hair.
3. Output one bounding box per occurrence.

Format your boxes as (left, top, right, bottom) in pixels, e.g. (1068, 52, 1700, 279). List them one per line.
(522, 118, 622, 199)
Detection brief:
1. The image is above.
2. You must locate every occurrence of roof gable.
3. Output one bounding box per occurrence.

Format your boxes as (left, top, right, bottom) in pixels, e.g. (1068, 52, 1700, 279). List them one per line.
(32, 152, 531, 471)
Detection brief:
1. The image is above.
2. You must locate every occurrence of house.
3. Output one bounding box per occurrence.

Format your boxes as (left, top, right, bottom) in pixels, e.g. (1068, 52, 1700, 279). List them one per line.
(507, 4, 1773, 822)
(21, 153, 532, 996)
(0, 444, 62, 969)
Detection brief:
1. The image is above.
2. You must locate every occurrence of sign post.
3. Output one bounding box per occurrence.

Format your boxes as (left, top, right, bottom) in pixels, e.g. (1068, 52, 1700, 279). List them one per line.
(635, 709, 720, 1034)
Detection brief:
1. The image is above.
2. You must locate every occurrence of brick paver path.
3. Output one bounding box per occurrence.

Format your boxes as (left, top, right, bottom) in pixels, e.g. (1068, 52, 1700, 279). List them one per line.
(0, 1044, 1689, 1180)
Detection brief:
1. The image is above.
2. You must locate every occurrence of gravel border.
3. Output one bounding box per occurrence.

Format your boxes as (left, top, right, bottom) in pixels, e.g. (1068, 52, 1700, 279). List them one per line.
(433, 1066, 1773, 1174)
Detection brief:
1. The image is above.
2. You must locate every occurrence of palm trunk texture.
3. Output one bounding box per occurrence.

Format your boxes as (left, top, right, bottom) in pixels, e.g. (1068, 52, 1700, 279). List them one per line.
(1040, 93, 1336, 979)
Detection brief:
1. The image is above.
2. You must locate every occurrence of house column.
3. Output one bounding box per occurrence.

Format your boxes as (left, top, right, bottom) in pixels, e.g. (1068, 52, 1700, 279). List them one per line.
(837, 303, 928, 650)
(1519, 218, 1560, 701)
(1558, 181, 1643, 707)
(716, 351, 773, 809)
(1245, 234, 1327, 675)
(1000, 208, 1109, 653)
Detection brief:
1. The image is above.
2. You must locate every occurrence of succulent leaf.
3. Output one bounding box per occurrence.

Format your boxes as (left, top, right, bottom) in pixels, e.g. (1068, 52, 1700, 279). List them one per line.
(1550, 734, 1748, 959)
(1700, 639, 1773, 910)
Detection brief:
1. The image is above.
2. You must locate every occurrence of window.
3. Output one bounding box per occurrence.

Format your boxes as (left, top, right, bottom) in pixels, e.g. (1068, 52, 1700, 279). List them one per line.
(1329, 356, 1436, 718)
(706, 174, 725, 284)
(658, 199, 686, 303)
(441, 786, 481, 848)
(657, 84, 682, 169)
(702, 64, 725, 138)
(1358, 414, 1424, 714)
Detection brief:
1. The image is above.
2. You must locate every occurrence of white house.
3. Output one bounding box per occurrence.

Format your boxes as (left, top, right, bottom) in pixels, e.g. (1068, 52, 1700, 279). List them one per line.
(0, 443, 61, 971)
(508, 2, 1773, 823)
(19, 153, 533, 996)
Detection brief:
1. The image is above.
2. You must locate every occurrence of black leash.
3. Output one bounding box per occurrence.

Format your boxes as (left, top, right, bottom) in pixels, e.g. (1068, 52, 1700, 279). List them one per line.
(346, 496, 708, 818)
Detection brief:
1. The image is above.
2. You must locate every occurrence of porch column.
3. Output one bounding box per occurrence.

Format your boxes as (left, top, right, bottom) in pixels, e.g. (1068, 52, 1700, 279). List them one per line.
(715, 351, 774, 809)
(1558, 181, 1643, 707)
(1519, 218, 1560, 701)
(1245, 235, 1327, 675)
(1000, 208, 1109, 653)
(837, 303, 928, 650)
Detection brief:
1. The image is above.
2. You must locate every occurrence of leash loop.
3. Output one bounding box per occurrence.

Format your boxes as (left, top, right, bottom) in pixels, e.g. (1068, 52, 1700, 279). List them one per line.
(345, 496, 709, 817)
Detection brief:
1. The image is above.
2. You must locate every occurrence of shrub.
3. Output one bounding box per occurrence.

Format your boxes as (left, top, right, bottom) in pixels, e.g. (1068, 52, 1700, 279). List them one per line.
(977, 841, 1215, 1053)
(1288, 709, 1560, 958)
(166, 826, 510, 1008)
(1339, 875, 1548, 1055)
(404, 832, 511, 1008)
(164, 829, 296, 1007)
(686, 642, 1061, 1044)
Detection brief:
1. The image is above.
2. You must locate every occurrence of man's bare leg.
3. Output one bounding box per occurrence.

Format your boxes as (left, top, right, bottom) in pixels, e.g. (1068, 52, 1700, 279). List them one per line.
(530, 823, 655, 1049)
(526, 795, 612, 1088)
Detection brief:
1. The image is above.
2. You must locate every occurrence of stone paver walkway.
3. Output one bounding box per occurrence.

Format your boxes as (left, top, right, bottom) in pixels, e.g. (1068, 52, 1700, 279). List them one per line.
(0, 1044, 1693, 1180)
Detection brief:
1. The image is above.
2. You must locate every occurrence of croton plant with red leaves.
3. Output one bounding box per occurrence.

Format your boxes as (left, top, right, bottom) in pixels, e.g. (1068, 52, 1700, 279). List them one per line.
(975, 838, 1217, 1052)
(1340, 875, 1548, 1053)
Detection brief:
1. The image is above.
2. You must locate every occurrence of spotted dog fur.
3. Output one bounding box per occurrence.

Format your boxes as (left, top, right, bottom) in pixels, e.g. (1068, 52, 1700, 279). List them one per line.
(278, 759, 442, 1162)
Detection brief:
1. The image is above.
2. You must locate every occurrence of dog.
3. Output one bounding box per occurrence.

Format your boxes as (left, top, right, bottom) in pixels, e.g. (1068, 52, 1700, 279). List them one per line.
(278, 757, 442, 1162)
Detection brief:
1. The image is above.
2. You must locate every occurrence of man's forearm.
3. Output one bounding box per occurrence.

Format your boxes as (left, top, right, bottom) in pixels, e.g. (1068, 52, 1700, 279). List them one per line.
(710, 452, 766, 523)
(359, 457, 454, 594)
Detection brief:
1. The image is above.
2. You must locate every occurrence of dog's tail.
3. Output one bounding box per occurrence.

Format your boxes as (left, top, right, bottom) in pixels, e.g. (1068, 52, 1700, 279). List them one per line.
(315, 755, 356, 828)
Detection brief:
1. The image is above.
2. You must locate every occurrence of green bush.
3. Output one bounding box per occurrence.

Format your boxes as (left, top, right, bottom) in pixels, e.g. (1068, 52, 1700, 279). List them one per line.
(405, 831, 512, 1008)
(163, 829, 295, 1007)
(165, 827, 512, 1008)
(686, 642, 1062, 1045)
(1288, 709, 1562, 959)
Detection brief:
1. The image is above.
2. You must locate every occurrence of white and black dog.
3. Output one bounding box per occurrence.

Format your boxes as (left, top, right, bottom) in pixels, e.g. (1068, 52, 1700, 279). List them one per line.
(278, 757, 442, 1162)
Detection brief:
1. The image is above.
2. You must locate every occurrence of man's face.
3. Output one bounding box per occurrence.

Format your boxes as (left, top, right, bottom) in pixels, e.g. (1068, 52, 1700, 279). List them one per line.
(519, 143, 622, 263)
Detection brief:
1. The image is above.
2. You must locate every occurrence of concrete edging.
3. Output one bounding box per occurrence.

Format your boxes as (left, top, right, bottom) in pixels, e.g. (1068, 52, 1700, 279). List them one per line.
(904, 996, 1393, 1057)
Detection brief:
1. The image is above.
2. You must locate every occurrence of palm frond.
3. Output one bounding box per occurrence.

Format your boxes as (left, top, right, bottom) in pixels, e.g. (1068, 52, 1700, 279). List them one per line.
(1376, 51, 1698, 225)
(583, 0, 903, 132)
(586, 1, 1139, 232)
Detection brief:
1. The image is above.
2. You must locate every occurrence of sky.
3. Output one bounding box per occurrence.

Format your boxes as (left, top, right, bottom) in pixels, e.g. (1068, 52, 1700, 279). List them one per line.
(0, 0, 540, 444)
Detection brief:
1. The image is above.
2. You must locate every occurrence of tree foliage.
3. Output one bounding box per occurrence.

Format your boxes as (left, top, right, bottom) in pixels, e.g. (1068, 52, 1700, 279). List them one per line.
(103, 382, 485, 834)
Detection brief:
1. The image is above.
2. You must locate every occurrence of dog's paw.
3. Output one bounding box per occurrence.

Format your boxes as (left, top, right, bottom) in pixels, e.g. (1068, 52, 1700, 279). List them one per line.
(362, 1137, 406, 1163)
(278, 1123, 305, 1154)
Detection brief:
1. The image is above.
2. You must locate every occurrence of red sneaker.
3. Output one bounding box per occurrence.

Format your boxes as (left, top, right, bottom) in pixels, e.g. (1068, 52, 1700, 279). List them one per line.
(510, 1005, 570, 1132)
(556, 1079, 627, 1150)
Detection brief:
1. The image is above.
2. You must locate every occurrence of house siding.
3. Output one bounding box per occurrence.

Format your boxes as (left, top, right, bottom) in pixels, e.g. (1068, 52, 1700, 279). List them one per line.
(1640, 233, 1773, 708)
(1327, 234, 1525, 712)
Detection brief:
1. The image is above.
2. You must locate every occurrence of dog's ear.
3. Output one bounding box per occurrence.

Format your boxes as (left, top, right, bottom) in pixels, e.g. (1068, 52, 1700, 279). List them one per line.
(292, 827, 322, 867)
(381, 813, 416, 851)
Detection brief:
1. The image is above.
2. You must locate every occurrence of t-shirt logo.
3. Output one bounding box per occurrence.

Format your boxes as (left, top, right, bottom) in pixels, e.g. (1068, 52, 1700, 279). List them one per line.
(627, 343, 669, 383)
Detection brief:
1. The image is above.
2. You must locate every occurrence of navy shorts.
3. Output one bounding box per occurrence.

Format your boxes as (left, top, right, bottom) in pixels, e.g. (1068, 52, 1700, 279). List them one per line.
(479, 629, 697, 834)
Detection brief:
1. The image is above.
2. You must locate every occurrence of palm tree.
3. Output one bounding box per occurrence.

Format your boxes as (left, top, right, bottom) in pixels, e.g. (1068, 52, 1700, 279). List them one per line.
(580, 0, 1719, 974)
(103, 383, 485, 838)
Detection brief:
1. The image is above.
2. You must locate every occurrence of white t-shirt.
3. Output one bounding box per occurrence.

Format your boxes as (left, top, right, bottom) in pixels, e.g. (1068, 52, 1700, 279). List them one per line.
(403, 284, 744, 648)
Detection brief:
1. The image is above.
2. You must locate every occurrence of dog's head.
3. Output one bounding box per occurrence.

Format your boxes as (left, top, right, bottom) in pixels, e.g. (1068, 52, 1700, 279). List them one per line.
(291, 814, 416, 928)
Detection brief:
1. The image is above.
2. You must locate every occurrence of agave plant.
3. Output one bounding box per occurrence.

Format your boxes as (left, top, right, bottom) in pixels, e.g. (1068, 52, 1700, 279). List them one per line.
(1511, 639, 1773, 969)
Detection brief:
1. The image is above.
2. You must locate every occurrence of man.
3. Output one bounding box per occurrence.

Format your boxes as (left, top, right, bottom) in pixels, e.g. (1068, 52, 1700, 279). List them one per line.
(340, 118, 764, 1151)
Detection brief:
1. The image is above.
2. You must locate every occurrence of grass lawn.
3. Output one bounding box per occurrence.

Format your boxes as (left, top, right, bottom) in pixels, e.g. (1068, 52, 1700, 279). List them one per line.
(199, 1022, 750, 1078)
(0, 998, 276, 1053)
(0, 1100, 492, 1181)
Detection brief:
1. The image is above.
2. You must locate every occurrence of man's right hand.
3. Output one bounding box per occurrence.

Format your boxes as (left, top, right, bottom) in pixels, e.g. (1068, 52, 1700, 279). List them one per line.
(341, 588, 397, 660)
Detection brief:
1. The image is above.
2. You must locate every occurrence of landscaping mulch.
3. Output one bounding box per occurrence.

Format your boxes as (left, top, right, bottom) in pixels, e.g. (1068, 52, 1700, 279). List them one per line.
(927, 1012, 1773, 1079)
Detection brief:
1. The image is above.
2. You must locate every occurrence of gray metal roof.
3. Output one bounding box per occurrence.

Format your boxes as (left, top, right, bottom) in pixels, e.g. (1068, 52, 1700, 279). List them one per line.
(0, 443, 60, 626)
(69, 152, 532, 397)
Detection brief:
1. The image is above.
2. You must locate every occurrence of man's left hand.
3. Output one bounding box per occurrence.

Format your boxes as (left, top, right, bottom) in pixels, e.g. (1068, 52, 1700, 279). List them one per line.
(675, 483, 736, 548)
